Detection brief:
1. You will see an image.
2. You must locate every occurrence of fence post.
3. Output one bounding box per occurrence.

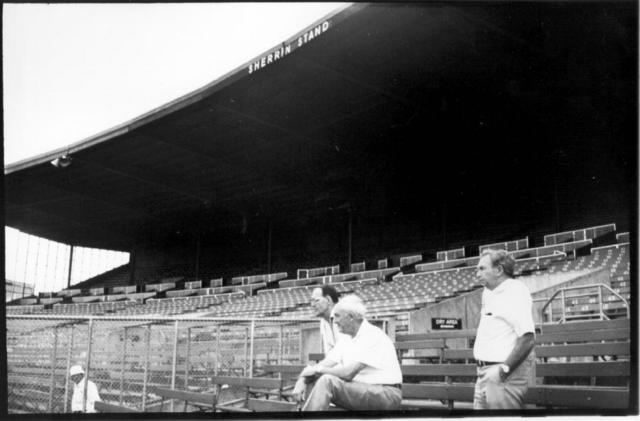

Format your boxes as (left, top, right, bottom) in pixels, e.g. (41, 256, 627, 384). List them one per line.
(560, 289, 566, 322)
(120, 327, 127, 406)
(82, 317, 95, 413)
(141, 324, 151, 411)
(278, 325, 283, 364)
(215, 324, 220, 376)
(597, 286, 604, 320)
(244, 326, 249, 376)
(248, 320, 255, 378)
(298, 326, 303, 363)
(170, 320, 180, 412)
(185, 327, 191, 389)
(63, 325, 75, 413)
(49, 326, 59, 412)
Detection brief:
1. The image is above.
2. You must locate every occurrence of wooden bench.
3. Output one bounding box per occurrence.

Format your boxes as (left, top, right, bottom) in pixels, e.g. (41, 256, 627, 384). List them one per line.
(401, 383, 629, 409)
(398, 319, 630, 409)
(155, 376, 287, 412)
(95, 401, 141, 413)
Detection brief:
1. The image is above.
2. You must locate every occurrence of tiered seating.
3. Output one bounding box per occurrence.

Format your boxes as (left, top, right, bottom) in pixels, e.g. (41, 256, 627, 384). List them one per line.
(436, 247, 465, 261)
(479, 237, 529, 253)
(50, 300, 139, 315)
(280, 267, 398, 289)
(6, 222, 628, 328)
(203, 279, 378, 319)
(544, 223, 616, 246)
(616, 232, 629, 243)
(114, 292, 244, 316)
(296, 265, 340, 279)
(231, 272, 288, 286)
(6, 304, 47, 314)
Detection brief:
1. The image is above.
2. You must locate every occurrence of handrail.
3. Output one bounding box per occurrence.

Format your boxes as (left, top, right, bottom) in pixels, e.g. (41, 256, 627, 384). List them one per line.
(540, 283, 629, 323)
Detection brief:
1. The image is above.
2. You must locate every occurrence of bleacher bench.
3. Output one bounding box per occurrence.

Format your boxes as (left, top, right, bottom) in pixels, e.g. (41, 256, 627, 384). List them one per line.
(95, 401, 141, 413)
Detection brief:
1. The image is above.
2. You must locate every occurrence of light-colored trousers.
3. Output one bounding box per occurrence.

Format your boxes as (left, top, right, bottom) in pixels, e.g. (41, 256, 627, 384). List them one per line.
(473, 351, 535, 409)
(302, 374, 402, 411)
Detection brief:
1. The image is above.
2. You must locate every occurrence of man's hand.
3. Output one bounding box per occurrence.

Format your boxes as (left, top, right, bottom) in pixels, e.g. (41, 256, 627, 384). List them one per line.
(486, 364, 503, 383)
(300, 364, 318, 378)
(291, 377, 307, 404)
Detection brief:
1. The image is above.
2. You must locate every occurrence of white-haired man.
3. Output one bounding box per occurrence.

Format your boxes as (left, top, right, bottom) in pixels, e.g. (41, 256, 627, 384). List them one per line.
(293, 294, 402, 411)
(69, 365, 102, 413)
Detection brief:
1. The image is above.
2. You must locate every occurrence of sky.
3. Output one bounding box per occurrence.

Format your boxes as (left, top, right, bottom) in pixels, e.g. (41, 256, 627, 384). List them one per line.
(3, 2, 346, 165)
(3, 3, 346, 293)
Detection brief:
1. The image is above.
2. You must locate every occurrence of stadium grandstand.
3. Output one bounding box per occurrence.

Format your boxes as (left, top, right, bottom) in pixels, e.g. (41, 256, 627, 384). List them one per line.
(4, 2, 637, 416)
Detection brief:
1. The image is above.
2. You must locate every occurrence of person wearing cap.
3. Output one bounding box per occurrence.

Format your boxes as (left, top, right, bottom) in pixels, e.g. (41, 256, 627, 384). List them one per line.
(472, 249, 536, 409)
(69, 365, 101, 413)
(294, 294, 402, 411)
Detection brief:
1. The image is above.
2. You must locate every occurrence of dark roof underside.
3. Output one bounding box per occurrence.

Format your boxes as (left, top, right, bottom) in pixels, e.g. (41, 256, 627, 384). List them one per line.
(5, 2, 637, 250)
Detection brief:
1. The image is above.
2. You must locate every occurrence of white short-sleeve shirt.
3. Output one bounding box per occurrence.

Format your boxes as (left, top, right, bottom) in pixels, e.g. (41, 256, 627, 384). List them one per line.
(320, 317, 350, 354)
(473, 278, 535, 362)
(326, 319, 402, 384)
(71, 379, 101, 413)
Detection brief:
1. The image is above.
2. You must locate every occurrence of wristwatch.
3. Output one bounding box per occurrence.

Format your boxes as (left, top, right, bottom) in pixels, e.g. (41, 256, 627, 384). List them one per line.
(499, 364, 510, 378)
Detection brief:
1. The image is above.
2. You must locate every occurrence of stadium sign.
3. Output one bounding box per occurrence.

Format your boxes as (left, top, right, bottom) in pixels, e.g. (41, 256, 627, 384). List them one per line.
(248, 21, 331, 74)
(431, 318, 462, 330)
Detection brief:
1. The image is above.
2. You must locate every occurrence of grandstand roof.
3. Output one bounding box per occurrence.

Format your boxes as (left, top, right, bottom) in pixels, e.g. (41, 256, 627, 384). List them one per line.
(5, 2, 636, 250)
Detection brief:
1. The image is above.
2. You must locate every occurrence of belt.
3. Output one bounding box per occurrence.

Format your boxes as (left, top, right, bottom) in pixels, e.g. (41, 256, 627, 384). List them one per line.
(381, 384, 402, 389)
(476, 360, 502, 367)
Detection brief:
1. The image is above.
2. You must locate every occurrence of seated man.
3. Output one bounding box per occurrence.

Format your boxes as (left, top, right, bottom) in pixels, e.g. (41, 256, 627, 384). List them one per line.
(292, 294, 402, 411)
(69, 365, 102, 413)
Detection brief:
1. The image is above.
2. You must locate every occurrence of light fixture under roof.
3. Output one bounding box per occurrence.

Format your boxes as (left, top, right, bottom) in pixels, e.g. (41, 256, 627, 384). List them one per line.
(50, 155, 72, 168)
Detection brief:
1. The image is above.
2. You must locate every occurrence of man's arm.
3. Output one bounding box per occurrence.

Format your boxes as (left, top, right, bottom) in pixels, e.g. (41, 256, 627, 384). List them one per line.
(500, 332, 535, 381)
(315, 360, 366, 382)
(291, 359, 338, 403)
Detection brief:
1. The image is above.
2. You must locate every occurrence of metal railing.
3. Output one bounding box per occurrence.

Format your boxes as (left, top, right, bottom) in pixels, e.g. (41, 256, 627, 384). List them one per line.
(539, 283, 629, 323)
(7, 315, 319, 414)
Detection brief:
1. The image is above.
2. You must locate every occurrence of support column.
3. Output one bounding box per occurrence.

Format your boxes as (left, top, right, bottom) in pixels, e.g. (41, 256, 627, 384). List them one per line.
(128, 244, 137, 286)
(194, 238, 201, 282)
(441, 201, 448, 250)
(248, 321, 255, 378)
(243, 327, 249, 376)
(215, 324, 221, 376)
(267, 221, 273, 273)
(347, 209, 353, 268)
(67, 245, 74, 289)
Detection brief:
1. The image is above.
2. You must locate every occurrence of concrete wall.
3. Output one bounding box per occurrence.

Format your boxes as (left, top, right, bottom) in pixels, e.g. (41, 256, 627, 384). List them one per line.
(300, 325, 322, 364)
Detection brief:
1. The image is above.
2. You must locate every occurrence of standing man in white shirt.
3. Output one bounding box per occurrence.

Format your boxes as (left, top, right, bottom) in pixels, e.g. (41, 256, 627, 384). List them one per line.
(69, 365, 102, 413)
(472, 249, 536, 409)
(294, 294, 403, 411)
(310, 285, 349, 354)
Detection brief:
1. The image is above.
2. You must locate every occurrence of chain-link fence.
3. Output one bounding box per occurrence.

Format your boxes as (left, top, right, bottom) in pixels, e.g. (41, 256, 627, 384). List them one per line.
(7, 315, 319, 414)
